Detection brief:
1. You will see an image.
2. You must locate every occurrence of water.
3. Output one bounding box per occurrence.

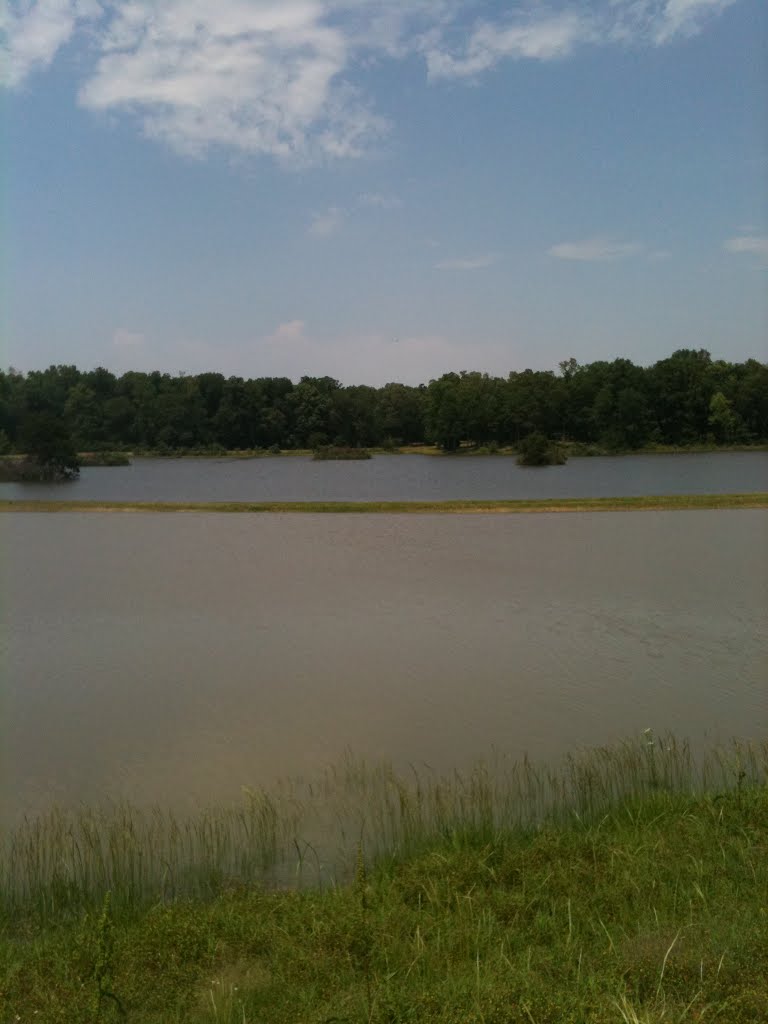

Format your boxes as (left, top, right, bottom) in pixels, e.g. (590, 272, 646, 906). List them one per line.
(0, 451, 766, 502)
(2, 511, 766, 823)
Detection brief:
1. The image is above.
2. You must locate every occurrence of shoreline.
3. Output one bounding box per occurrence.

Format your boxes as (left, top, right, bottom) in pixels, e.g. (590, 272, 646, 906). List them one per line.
(112, 442, 768, 459)
(2, 736, 766, 1021)
(0, 492, 765, 513)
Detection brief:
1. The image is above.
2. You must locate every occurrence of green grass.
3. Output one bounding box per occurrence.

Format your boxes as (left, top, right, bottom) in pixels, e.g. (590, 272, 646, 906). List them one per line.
(1, 736, 767, 1022)
(78, 452, 132, 467)
(312, 446, 372, 460)
(0, 492, 766, 514)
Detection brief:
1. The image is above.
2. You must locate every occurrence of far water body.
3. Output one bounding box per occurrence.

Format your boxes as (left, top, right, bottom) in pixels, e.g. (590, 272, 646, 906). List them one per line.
(0, 450, 766, 502)
(2, 511, 766, 823)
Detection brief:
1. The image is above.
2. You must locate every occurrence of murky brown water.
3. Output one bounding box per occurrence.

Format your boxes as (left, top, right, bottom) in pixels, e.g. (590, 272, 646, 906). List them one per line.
(2, 511, 766, 823)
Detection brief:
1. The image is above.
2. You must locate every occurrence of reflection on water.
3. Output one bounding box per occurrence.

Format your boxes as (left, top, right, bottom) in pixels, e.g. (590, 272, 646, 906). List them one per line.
(0, 450, 766, 502)
(2, 511, 766, 823)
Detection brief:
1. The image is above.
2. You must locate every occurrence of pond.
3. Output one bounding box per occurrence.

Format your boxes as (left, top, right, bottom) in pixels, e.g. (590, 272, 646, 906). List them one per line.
(2, 510, 766, 822)
(0, 451, 766, 503)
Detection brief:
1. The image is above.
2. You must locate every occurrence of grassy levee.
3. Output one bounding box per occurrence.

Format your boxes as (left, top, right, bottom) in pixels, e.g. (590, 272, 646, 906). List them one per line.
(0, 492, 766, 514)
(1, 735, 767, 1022)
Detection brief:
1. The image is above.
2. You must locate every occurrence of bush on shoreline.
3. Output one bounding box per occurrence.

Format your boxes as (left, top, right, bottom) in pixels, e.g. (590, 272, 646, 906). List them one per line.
(312, 445, 372, 460)
(516, 432, 568, 466)
(0, 456, 80, 482)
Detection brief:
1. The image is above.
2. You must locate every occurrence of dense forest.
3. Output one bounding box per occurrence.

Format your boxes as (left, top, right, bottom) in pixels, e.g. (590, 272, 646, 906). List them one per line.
(1, 350, 766, 454)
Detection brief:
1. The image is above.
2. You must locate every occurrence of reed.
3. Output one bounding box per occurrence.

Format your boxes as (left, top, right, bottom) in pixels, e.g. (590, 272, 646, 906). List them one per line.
(2, 735, 767, 1023)
(3, 733, 765, 923)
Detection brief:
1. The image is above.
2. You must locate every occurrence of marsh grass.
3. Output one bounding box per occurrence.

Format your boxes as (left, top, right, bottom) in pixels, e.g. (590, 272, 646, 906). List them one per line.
(3, 733, 765, 923)
(0, 492, 766, 514)
(2, 735, 767, 1022)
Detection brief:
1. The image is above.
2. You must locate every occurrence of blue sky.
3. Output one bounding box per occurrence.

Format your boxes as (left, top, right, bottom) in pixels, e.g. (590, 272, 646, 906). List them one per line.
(1, 0, 766, 385)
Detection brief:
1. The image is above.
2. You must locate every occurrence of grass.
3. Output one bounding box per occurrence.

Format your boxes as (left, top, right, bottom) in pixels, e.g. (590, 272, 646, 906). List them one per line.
(1, 735, 767, 1022)
(312, 446, 372, 460)
(0, 493, 765, 514)
(78, 452, 132, 467)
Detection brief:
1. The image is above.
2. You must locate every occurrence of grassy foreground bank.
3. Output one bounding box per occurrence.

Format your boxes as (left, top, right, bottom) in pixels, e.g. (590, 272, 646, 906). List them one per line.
(1, 737, 767, 1022)
(0, 492, 766, 514)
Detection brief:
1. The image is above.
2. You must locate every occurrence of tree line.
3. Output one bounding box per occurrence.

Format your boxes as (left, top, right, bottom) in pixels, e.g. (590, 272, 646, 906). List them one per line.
(0, 349, 766, 455)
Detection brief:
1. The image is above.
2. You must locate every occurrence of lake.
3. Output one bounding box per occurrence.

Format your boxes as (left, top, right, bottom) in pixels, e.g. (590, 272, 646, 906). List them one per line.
(0, 451, 766, 503)
(2, 510, 766, 824)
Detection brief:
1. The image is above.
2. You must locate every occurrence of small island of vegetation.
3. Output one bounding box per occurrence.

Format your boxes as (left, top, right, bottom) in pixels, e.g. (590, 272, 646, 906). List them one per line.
(515, 431, 567, 466)
(0, 411, 81, 482)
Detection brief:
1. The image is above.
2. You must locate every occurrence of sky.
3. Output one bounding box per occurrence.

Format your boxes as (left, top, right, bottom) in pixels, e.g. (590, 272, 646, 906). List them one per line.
(1, 0, 766, 386)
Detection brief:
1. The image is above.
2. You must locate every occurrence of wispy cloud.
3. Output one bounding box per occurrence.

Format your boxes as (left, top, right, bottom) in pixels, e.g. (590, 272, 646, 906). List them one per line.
(265, 319, 307, 344)
(724, 234, 768, 259)
(0, 0, 101, 88)
(1, 1, 744, 161)
(308, 206, 344, 237)
(357, 192, 403, 210)
(727, 235, 768, 255)
(113, 327, 145, 347)
(652, 0, 738, 44)
(548, 238, 642, 262)
(424, 1, 739, 80)
(426, 13, 589, 79)
(435, 254, 498, 271)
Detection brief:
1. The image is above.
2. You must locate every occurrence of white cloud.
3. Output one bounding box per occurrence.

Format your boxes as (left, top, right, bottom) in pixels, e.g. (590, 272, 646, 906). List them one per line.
(357, 192, 403, 209)
(113, 327, 145, 347)
(724, 234, 768, 266)
(653, 0, 737, 44)
(1, 1, 743, 160)
(548, 238, 642, 262)
(724, 235, 768, 256)
(308, 206, 344, 237)
(425, 1, 740, 80)
(76, 0, 389, 163)
(426, 12, 590, 79)
(0, 0, 101, 88)
(266, 319, 307, 343)
(435, 254, 498, 270)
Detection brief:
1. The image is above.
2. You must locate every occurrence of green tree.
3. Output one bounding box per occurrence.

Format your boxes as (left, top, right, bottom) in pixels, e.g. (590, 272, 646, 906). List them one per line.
(377, 383, 426, 445)
(426, 373, 464, 450)
(516, 432, 566, 466)
(708, 391, 742, 443)
(288, 377, 342, 447)
(19, 411, 81, 479)
(648, 349, 714, 444)
(65, 382, 104, 448)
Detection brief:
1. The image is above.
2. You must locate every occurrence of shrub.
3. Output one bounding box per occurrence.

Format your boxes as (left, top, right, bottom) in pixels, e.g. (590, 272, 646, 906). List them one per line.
(312, 446, 372, 461)
(516, 433, 567, 467)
